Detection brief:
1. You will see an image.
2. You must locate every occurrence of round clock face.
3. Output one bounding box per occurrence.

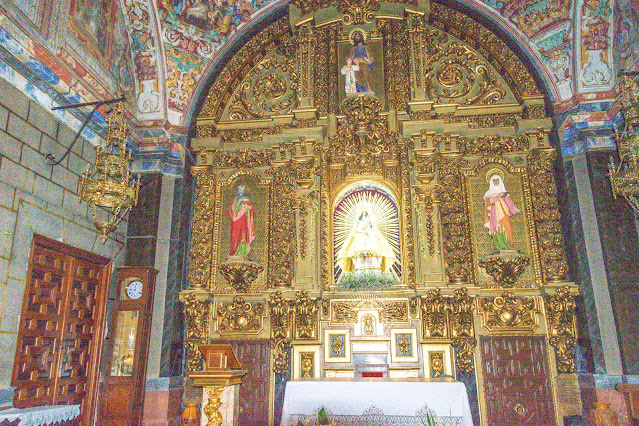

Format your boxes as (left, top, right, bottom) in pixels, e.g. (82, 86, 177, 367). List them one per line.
(126, 280, 143, 300)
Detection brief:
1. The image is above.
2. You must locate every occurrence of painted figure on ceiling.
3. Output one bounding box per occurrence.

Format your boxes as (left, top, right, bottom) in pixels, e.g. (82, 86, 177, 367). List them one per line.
(336, 209, 395, 273)
(348, 30, 374, 93)
(228, 184, 255, 257)
(484, 172, 520, 251)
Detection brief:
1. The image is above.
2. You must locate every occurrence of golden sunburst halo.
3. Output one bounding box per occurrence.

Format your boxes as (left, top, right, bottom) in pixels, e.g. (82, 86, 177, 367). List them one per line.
(333, 181, 401, 276)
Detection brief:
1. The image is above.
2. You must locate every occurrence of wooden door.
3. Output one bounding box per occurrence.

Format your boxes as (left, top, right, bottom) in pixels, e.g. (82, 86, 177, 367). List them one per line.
(11, 235, 111, 425)
(224, 340, 270, 426)
(480, 335, 557, 425)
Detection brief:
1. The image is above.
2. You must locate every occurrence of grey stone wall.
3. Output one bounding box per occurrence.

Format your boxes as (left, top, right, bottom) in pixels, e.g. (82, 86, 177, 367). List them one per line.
(0, 78, 126, 390)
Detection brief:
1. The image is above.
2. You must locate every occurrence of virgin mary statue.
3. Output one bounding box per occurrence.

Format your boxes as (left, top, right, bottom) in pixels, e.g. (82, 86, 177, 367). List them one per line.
(336, 209, 395, 273)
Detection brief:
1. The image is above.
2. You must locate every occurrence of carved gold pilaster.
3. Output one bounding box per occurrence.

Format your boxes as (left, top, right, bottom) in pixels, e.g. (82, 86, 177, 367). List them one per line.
(296, 22, 313, 107)
(527, 149, 569, 282)
(544, 286, 577, 373)
(438, 156, 473, 283)
(293, 291, 319, 340)
(182, 292, 211, 372)
(378, 18, 410, 111)
(268, 292, 292, 373)
(269, 166, 296, 288)
(189, 167, 216, 290)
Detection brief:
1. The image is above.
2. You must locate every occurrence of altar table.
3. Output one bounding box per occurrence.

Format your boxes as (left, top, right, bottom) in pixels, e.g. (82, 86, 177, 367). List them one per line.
(0, 405, 80, 426)
(280, 379, 473, 426)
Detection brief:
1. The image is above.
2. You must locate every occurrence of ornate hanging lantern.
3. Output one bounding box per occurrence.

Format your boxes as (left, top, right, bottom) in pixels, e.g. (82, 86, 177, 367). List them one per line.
(79, 102, 140, 242)
(609, 71, 639, 212)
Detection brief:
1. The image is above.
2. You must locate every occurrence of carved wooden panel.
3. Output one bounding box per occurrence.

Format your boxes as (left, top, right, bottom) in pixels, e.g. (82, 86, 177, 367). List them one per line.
(226, 340, 270, 426)
(12, 235, 110, 425)
(481, 336, 556, 426)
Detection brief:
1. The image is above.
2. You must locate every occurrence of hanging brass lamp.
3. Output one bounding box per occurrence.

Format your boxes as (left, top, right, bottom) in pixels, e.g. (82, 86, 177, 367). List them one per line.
(79, 102, 140, 242)
(609, 71, 639, 212)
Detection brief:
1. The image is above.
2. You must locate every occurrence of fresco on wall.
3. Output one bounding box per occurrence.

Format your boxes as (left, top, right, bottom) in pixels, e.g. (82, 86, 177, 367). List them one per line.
(487, 0, 572, 39)
(613, 0, 639, 72)
(157, 0, 277, 114)
(69, 0, 116, 60)
(578, 0, 613, 90)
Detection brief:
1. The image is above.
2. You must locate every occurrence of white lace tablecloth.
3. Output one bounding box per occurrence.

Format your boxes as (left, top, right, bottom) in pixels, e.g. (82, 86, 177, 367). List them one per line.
(280, 379, 473, 426)
(0, 405, 80, 426)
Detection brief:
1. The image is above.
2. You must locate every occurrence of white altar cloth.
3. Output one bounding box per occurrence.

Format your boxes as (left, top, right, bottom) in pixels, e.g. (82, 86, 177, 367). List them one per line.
(280, 379, 473, 426)
(0, 405, 80, 426)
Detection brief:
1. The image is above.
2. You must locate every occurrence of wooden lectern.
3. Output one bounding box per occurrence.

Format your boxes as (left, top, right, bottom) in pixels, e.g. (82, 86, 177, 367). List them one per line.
(188, 344, 247, 426)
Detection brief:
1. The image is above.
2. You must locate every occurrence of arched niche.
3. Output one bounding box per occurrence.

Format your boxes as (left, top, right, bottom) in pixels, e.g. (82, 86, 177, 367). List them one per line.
(332, 179, 403, 288)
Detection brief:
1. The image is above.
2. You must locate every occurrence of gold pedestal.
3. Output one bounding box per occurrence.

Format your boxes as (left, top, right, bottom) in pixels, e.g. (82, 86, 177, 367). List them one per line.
(188, 344, 247, 426)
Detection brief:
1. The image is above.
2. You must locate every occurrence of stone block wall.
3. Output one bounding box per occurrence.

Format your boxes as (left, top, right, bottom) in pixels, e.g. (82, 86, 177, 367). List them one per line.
(0, 78, 126, 400)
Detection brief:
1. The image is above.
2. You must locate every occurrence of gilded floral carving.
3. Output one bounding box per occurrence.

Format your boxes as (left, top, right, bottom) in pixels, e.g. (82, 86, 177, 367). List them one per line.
(268, 292, 292, 373)
(544, 287, 577, 373)
(478, 292, 538, 333)
(527, 150, 569, 281)
(183, 293, 210, 371)
(189, 167, 216, 290)
(294, 291, 319, 340)
(216, 297, 264, 333)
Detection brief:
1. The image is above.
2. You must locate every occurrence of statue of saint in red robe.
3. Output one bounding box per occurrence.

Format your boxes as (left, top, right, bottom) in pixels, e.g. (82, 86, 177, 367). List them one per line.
(227, 185, 255, 257)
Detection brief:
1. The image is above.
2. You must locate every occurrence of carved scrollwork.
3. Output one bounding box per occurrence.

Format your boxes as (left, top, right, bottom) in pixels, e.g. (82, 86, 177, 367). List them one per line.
(457, 135, 530, 156)
(544, 287, 577, 373)
(449, 288, 474, 338)
(218, 260, 264, 293)
(216, 297, 264, 333)
(183, 293, 210, 371)
(268, 292, 292, 373)
(294, 291, 319, 340)
(478, 292, 538, 333)
(198, 148, 273, 169)
(227, 38, 298, 120)
(527, 150, 569, 281)
(338, 0, 380, 24)
(423, 32, 508, 105)
(452, 338, 476, 372)
(421, 288, 475, 342)
(331, 299, 408, 324)
(478, 253, 531, 288)
(421, 289, 448, 338)
(329, 94, 400, 174)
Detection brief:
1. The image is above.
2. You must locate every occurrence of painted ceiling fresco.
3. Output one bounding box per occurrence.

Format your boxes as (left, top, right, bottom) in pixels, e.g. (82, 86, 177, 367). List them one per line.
(0, 0, 636, 175)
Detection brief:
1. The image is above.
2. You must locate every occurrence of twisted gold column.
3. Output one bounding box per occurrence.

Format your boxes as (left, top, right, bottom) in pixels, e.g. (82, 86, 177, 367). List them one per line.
(203, 386, 225, 426)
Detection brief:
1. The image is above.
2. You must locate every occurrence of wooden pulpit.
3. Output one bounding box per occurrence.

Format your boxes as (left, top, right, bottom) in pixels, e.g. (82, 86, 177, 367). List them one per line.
(188, 344, 247, 426)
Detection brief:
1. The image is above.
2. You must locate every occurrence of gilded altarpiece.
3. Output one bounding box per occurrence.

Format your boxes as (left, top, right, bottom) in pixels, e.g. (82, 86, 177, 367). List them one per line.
(180, 1, 581, 425)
